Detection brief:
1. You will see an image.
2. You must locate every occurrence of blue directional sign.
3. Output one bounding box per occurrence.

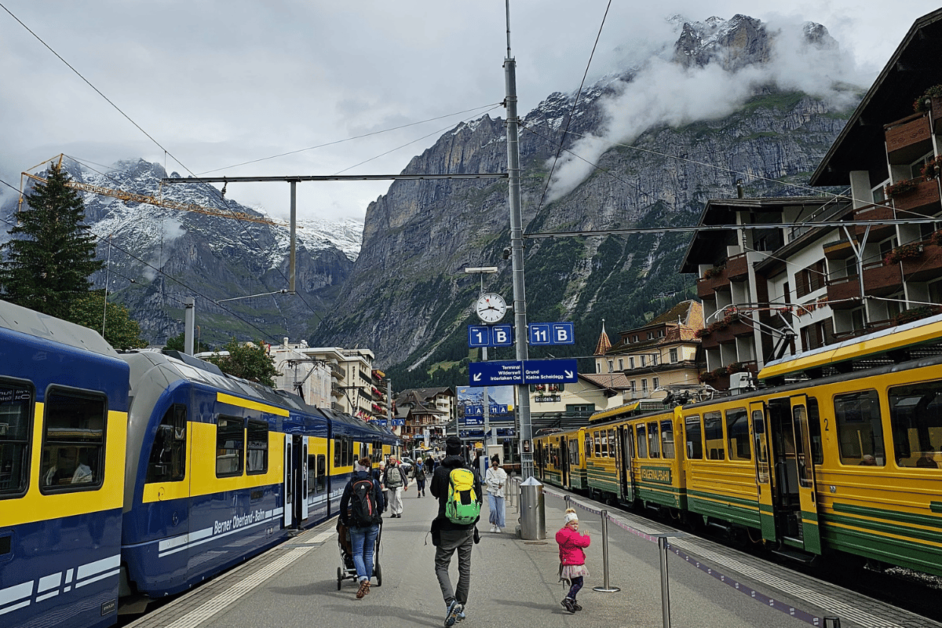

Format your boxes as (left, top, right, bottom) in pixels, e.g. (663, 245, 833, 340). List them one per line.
(469, 361, 524, 386)
(523, 359, 579, 384)
(528, 322, 575, 346)
(468, 324, 513, 348)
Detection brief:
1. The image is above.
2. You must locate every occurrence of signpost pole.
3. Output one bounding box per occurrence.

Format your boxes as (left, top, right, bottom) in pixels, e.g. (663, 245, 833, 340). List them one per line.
(482, 346, 491, 453)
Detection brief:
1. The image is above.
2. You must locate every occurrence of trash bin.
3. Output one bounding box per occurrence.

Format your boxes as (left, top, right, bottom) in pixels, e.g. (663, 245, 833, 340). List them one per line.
(519, 476, 545, 540)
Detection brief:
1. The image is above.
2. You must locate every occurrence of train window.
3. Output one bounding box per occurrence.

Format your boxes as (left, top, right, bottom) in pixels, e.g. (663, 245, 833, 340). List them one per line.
(601, 431, 608, 457)
(334, 438, 342, 467)
(661, 420, 674, 459)
(146, 404, 186, 483)
(570, 440, 580, 466)
(704, 411, 724, 460)
(685, 416, 703, 459)
(308, 454, 318, 495)
(246, 420, 268, 475)
(792, 405, 814, 487)
(316, 455, 327, 492)
(0, 381, 33, 497)
(40, 388, 107, 492)
(216, 416, 244, 477)
(608, 430, 616, 459)
(834, 390, 885, 466)
(752, 409, 770, 484)
(725, 408, 751, 461)
(808, 397, 823, 465)
(648, 422, 660, 458)
(636, 424, 647, 458)
(594, 431, 601, 457)
(585, 435, 592, 458)
(889, 382, 942, 469)
(345, 437, 355, 467)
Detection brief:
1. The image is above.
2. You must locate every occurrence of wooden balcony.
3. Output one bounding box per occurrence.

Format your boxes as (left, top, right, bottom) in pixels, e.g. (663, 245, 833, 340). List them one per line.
(727, 253, 749, 281)
(711, 319, 754, 344)
(696, 266, 729, 299)
(823, 239, 855, 261)
(885, 113, 933, 165)
(826, 276, 861, 308)
(854, 204, 895, 240)
(892, 179, 942, 217)
(901, 241, 942, 282)
(862, 261, 903, 297)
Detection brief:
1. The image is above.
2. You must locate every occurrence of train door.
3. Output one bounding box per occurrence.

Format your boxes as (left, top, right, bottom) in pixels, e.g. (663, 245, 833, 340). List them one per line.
(283, 437, 293, 528)
(749, 400, 776, 541)
(617, 425, 635, 503)
(292, 435, 309, 524)
(560, 436, 570, 487)
(789, 395, 821, 553)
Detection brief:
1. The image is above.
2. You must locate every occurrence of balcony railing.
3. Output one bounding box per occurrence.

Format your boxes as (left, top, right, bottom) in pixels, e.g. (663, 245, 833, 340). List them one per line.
(885, 112, 933, 165)
(891, 179, 942, 217)
(901, 240, 942, 282)
(727, 253, 749, 281)
(696, 266, 730, 299)
(854, 203, 895, 240)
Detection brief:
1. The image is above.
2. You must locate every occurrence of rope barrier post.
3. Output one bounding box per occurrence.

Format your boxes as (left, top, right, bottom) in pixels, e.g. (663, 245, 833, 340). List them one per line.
(592, 510, 620, 593)
(824, 618, 841, 628)
(658, 537, 671, 628)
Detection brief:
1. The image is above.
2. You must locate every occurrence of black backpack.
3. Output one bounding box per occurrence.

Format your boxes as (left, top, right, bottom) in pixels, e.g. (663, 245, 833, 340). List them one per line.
(350, 478, 379, 527)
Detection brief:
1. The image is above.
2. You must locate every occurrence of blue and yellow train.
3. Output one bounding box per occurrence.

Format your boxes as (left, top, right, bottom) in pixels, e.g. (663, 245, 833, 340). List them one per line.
(536, 316, 942, 579)
(0, 299, 398, 628)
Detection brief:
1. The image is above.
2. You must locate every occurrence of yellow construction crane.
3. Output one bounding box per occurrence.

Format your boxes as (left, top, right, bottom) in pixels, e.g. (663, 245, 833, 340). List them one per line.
(19, 154, 285, 227)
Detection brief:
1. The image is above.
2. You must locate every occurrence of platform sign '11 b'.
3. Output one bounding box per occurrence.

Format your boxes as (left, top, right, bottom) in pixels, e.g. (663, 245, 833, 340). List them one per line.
(528, 322, 575, 346)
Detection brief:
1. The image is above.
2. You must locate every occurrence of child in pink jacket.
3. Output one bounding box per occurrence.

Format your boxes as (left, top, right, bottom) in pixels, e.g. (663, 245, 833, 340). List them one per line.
(555, 508, 591, 613)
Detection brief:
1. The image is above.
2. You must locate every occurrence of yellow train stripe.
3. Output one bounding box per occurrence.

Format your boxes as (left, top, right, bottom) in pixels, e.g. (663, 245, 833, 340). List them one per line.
(216, 392, 289, 417)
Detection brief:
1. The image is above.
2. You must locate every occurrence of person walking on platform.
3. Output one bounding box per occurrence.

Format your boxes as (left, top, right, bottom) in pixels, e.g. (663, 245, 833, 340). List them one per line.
(384, 457, 408, 517)
(414, 459, 427, 497)
(339, 457, 385, 599)
(484, 455, 507, 533)
(431, 436, 482, 627)
(556, 508, 591, 613)
(375, 460, 389, 513)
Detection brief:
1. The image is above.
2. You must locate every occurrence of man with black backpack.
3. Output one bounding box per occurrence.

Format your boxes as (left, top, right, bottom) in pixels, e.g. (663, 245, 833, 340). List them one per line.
(339, 457, 385, 599)
(430, 436, 482, 627)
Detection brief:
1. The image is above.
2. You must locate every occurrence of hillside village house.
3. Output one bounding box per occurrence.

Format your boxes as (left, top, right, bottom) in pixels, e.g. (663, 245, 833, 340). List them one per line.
(594, 300, 705, 396)
(680, 9, 942, 388)
(394, 387, 455, 450)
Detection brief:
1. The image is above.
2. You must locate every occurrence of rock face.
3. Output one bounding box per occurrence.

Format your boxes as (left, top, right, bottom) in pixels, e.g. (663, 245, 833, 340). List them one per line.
(311, 15, 860, 381)
(2, 159, 356, 346)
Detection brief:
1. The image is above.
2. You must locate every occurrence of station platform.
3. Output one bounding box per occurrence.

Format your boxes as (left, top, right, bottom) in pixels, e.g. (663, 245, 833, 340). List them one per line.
(128, 482, 942, 628)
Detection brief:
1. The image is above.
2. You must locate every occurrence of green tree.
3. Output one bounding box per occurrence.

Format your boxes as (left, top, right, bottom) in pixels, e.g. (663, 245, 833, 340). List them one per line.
(0, 164, 103, 318)
(205, 338, 279, 387)
(164, 332, 211, 354)
(67, 290, 149, 350)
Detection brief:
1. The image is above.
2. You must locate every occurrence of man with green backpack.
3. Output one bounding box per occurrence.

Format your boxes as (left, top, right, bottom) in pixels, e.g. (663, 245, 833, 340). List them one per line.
(430, 435, 483, 627)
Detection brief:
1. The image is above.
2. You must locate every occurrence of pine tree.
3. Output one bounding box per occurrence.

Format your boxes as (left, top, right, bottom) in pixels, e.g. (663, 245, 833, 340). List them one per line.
(0, 164, 103, 319)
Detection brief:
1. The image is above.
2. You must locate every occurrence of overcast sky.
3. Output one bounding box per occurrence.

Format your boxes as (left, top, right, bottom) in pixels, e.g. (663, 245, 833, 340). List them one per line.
(0, 1, 938, 222)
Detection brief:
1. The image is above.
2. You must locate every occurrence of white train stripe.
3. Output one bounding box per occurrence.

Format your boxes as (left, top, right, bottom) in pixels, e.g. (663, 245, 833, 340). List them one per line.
(76, 554, 121, 580)
(35, 591, 59, 603)
(0, 600, 30, 616)
(75, 569, 120, 589)
(158, 514, 279, 558)
(64, 568, 73, 584)
(158, 527, 212, 553)
(0, 581, 33, 607)
(37, 573, 61, 593)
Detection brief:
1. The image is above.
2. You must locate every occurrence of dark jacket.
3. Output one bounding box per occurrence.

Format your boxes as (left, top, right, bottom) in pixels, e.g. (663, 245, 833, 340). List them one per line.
(430, 454, 483, 531)
(339, 470, 385, 527)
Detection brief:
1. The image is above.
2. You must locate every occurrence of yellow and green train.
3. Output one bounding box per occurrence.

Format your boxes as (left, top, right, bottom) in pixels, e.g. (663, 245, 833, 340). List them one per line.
(535, 321, 942, 578)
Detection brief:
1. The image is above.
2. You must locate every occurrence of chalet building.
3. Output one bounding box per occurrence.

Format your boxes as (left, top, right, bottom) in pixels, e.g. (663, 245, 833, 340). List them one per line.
(528, 373, 633, 432)
(594, 300, 705, 395)
(679, 9, 942, 387)
(394, 387, 455, 448)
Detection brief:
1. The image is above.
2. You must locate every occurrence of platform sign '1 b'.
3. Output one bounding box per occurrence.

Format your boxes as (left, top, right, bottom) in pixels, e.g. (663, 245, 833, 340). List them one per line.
(468, 324, 513, 348)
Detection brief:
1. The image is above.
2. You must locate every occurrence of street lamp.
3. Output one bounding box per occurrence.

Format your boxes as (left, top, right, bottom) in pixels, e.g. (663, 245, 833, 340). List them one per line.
(465, 267, 500, 451)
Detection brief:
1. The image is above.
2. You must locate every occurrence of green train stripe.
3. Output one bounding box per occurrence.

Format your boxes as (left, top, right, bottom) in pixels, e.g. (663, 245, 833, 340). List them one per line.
(820, 518, 942, 578)
(833, 502, 942, 531)
(824, 510, 942, 546)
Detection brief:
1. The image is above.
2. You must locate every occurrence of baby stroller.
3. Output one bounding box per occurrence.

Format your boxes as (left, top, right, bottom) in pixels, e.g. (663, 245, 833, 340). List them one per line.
(336, 519, 383, 590)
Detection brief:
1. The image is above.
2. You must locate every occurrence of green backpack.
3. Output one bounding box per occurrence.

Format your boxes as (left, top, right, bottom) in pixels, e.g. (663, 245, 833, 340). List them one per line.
(445, 467, 480, 524)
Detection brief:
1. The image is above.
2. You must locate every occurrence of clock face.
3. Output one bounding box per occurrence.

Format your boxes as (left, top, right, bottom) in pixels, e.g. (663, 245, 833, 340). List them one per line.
(475, 293, 507, 323)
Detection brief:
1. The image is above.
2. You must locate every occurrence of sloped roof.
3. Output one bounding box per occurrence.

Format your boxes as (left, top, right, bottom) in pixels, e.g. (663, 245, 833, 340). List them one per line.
(594, 321, 612, 356)
(580, 373, 632, 390)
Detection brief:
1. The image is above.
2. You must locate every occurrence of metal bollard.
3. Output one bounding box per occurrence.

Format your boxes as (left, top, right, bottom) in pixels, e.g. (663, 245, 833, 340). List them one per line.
(592, 510, 620, 593)
(658, 537, 671, 627)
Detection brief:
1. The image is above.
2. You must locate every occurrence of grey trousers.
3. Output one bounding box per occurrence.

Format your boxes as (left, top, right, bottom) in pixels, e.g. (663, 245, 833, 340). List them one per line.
(435, 527, 474, 605)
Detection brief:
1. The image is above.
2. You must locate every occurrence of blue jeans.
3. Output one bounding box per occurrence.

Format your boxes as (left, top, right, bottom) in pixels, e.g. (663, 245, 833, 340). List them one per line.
(349, 523, 379, 582)
(487, 493, 505, 528)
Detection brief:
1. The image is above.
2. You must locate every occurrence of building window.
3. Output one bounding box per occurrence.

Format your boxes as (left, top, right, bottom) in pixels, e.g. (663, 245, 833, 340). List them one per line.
(618, 359, 624, 370)
(669, 348, 678, 363)
(596, 362, 601, 374)
(640, 356, 646, 367)
(647, 332, 654, 340)
(652, 354, 658, 366)
(629, 357, 635, 369)
(608, 360, 614, 373)
(641, 380, 648, 393)
(658, 329, 665, 338)
(795, 260, 827, 298)
(652, 377, 660, 390)
(630, 381, 636, 392)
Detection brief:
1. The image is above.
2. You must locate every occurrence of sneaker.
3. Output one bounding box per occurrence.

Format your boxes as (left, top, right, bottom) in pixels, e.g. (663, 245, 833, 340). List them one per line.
(490, 525, 497, 533)
(496, 527, 501, 533)
(457, 609, 467, 622)
(572, 602, 583, 611)
(561, 597, 575, 613)
(445, 600, 464, 627)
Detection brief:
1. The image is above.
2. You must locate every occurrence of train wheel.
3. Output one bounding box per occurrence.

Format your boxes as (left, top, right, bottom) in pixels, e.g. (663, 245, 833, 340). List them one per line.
(375, 563, 383, 587)
(337, 567, 343, 590)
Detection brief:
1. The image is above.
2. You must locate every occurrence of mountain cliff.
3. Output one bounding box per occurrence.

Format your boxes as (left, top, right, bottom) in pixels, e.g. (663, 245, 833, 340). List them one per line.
(310, 15, 862, 386)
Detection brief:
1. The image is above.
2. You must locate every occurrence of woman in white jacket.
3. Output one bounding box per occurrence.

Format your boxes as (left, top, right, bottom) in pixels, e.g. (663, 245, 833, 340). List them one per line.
(485, 455, 508, 533)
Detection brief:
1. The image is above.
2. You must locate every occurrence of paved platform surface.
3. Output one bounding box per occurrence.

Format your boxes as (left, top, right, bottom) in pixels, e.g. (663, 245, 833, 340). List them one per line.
(128, 483, 942, 628)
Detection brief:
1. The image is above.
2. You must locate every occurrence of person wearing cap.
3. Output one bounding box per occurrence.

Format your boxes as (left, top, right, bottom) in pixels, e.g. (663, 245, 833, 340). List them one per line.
(555, 508, 591, 613)
(430, 435, 482, 627)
